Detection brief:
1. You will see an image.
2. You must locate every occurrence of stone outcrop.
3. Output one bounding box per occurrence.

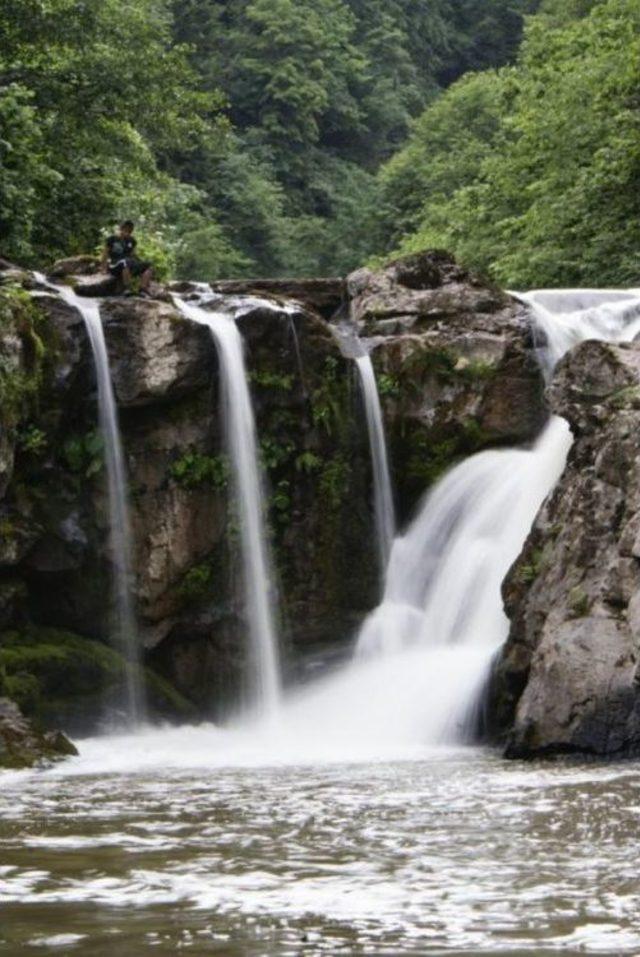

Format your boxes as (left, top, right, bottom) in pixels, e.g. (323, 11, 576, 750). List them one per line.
(102, 299, 215, 406)
(348, 251, 546, 517)
(491, 340, 640, 758)
(48, 255, 100, 279)
(0, 260, 378, 722)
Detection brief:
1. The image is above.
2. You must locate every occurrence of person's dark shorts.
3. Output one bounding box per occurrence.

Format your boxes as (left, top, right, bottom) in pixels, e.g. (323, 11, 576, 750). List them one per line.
(109, 257, 151, 278)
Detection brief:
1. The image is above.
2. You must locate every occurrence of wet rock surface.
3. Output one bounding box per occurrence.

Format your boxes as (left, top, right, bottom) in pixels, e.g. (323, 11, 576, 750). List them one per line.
(491, 340, 640, 758)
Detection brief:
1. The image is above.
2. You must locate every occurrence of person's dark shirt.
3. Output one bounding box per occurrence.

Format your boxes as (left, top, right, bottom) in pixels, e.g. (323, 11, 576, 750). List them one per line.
(106, 234, 136, 265)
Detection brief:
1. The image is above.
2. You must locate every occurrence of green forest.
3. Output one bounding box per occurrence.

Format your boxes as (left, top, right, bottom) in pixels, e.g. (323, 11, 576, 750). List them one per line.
(1, 0, 638, 285)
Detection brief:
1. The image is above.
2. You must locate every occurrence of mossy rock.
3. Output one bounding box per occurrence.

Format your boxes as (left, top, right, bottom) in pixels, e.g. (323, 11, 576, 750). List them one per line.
(0, 696, 78, 770)
(0, 626, 195, 733)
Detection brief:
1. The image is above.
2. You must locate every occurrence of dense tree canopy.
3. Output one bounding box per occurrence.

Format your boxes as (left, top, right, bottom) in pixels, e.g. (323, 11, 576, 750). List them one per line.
(378, 0, 640, 288)
(0, 0, 237, 274)
(0, 0, 537, 277)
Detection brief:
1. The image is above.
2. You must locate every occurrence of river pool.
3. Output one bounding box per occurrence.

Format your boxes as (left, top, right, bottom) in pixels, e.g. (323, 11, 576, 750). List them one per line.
(1, 727, 639, 955)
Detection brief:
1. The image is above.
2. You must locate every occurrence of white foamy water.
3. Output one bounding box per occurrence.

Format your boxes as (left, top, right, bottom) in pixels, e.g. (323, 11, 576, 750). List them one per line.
(353, 415, 571, 738)
(173, 296, 281, 720)
(355, 354, 396, 574)
(34, 277, 143, 724)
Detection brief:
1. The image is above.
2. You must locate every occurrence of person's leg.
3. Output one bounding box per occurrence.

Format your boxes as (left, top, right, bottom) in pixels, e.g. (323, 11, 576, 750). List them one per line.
(122, 265, 132, 291)
(109, 261, 125, 293)
(140, 267, 153, 293)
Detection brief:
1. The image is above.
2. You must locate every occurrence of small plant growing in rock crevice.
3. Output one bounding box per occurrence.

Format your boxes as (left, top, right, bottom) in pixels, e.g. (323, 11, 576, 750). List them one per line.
(169, 451, 229, 490)
(260, 437, 295, 472)
(270, 479, 292, 525)
(295, 451, 322, 474)
(517, 547, 545, 585)
(63, 430, 104, 478)
(377, 373, 401, 398)
(319, 455, 351, 511)
(177, 563, 214, 603)
(17, 425, 48, 456)
(311, 356, 343, 435)
(455, 357, 498, 382)
(568, 585, 590, 618)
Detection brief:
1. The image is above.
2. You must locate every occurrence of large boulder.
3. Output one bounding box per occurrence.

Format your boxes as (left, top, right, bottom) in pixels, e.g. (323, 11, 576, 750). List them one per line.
(48, 255, 100, 279)
(46, 255, 121, 297)
(348, 251, 546, 517)
(491, 340, 640, 758)
(0, 626, 195, 734)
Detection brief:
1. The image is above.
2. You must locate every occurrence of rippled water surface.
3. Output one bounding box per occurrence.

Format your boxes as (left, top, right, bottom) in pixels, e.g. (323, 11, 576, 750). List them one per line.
(1, 731, 640, 955)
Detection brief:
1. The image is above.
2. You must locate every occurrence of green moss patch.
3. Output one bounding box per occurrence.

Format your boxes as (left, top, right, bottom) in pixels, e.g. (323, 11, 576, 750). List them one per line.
(0, 626, 194, 731)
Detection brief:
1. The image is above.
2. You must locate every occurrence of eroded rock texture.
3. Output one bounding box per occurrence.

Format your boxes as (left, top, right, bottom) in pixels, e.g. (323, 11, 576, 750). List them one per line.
(491, 340, 640, 758)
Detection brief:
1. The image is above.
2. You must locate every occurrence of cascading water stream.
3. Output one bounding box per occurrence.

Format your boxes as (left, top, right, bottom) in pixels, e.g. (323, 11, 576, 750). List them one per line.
(355, 354, 396, 574)
(280, 415, 571, 749)
(173, 296, 281, 720)
(34, 278, 143, 725)
(329, 288, 640, 744)
(288, 316, 308, 398)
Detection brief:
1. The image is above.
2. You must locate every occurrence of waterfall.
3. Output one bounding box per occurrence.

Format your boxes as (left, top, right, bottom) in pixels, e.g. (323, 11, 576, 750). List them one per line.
(288, 316, 308, 398)
(355, 355, 396, 574)
(515, 289, 640, 374)
(35, 279, 143, 725)
(282, 288, 640, 750)
(173, 297, 281, 720)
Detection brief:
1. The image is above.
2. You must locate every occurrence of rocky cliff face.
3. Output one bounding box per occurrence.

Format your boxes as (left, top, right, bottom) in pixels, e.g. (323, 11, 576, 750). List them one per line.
(0, 251, 546, 740)
(491, 340, 640, 758)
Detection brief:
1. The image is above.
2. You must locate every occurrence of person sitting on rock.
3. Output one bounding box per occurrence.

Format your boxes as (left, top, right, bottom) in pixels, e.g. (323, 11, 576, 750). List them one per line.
(102, 220, 153, 297)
